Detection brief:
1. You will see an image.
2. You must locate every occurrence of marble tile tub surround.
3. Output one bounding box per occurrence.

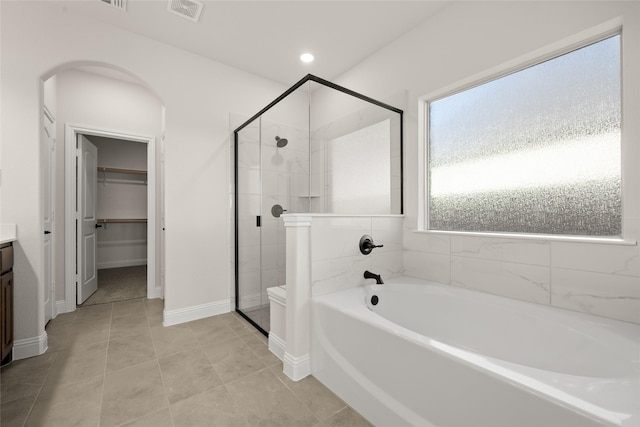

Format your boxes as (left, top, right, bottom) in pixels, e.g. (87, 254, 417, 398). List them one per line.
(403, 229, 640, 324)
(310, 215, 404, 297)
(280, 214, 403, 380)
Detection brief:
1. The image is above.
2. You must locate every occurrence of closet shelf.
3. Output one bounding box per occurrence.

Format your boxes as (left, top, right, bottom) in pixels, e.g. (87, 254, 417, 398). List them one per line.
(97, 219, 147, 224)
(98, 167, 147, 175)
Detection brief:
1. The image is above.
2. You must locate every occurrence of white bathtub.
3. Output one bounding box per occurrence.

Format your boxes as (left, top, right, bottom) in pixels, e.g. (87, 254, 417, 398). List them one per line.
(310, 277, 640, 427)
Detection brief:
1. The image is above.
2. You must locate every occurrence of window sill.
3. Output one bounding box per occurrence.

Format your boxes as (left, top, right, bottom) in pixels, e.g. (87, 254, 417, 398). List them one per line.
(413, 229, 637, 246)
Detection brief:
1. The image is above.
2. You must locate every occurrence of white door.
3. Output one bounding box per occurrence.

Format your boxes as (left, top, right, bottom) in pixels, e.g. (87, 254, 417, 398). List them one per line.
(42, 110, 55, 323)
(77, 135, 98, 304)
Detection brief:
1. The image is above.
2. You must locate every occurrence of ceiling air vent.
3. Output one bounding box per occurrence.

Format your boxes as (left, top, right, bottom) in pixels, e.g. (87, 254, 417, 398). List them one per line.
(100, 0, 127, 11)
(167, 0, 204, 23)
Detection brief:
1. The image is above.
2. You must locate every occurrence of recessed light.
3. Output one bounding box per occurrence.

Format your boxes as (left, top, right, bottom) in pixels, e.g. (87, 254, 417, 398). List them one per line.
(300, 53, 314, 63)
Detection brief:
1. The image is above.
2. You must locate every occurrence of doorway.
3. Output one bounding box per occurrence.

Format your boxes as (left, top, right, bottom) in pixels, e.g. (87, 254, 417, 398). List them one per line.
(41, 64, 164, 327)
(64, 124, 160, 312)
(77, 134, 149, 306)
(42, 106, 56, 325)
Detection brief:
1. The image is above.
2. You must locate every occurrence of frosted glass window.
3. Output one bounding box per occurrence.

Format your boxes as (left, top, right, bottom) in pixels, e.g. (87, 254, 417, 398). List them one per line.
(428, 35, 621, 236)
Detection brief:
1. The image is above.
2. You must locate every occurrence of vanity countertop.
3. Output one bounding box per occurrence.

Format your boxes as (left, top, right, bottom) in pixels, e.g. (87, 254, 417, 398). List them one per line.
(0, 224, 17, 244)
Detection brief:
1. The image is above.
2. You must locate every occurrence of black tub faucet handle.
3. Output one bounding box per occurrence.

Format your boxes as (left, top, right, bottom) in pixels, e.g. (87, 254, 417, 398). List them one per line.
(359, 235, 383, 255)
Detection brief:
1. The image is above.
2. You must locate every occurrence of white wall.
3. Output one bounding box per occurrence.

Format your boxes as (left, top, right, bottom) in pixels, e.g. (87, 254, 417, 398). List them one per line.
(55, 69, 161, 298)
(92, 136, 148, 171)
(0, 1, 287, 351)
(332, 1, 640, 323)
(43, 75, 57, 118)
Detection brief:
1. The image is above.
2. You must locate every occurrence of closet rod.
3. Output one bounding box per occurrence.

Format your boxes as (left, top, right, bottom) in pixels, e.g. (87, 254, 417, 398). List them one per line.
(97, 167, 147, 175)
(97, 219, 148, 224)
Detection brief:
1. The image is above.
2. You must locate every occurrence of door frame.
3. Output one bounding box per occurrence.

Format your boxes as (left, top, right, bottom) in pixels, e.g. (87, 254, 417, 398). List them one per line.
(63, 123, 160, 313)
(42, 106, 56, 323)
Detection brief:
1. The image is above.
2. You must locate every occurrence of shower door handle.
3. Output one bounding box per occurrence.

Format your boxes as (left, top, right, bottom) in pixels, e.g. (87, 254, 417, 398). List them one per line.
(256, 215, 261, 227)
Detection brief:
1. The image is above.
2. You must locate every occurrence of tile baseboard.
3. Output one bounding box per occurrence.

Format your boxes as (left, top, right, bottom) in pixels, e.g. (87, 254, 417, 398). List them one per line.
(163, 299, 231, 327)
(13, 331, 48, 360)
(283, 352, 310, 381)
(268, 332, 286, 361)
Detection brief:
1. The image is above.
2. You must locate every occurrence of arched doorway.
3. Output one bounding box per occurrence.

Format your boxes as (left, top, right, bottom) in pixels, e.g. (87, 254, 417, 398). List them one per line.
(41, 62, 165, 320)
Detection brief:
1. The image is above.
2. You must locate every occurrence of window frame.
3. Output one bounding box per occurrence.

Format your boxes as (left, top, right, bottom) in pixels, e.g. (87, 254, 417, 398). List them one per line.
(417, 22, 632, 245)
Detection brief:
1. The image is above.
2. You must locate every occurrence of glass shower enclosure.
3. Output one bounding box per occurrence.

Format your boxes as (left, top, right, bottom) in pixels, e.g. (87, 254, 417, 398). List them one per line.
(234, 74, 403, 335)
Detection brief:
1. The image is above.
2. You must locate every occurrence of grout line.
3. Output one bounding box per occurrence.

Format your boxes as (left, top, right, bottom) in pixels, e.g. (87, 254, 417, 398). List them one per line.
(32, 303, 366, 427)
(153, 357, 175, 427)
(113, 407, 170, 427)
(147, 299, 176, 427)
(16, 350, 60, 427)
(96, 302, 113, 426)
(221, 382, 252, 427)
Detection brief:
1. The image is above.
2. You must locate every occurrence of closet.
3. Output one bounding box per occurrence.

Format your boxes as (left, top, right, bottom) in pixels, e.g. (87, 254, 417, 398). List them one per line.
(83, 136, 148, 305)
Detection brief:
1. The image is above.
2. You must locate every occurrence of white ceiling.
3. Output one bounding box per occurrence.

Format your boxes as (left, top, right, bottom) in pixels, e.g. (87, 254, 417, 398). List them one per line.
(59, 0, 451, 86)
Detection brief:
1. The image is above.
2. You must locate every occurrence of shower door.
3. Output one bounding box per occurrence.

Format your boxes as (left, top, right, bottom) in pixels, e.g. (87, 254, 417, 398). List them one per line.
(235, 118, 292, 335)
(234, 80, 311, 335)
(235, 118, 267, 333)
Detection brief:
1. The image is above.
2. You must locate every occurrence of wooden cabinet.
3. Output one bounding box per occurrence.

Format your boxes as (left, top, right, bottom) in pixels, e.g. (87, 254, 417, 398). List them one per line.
(1, 243, 14, 364)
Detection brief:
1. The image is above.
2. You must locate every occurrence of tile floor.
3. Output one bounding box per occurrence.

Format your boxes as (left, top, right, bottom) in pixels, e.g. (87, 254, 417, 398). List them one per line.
(240, 305, 270, 333)
(0, 298, 372, 427)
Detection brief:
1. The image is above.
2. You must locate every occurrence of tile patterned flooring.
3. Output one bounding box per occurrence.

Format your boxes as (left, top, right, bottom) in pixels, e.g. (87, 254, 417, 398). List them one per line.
(0, 299, 372, 427)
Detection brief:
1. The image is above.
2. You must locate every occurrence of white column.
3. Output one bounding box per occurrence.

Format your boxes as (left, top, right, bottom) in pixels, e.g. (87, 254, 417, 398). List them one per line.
(282, 214, 312, 381)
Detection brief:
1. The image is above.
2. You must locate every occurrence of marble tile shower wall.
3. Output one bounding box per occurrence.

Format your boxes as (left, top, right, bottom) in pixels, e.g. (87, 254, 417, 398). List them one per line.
(311, 216, 404, 296)
(403, 231, 640, 324)
(309, 107, 401, 214)
(260, 122, 309, 297)
(235, 117, 310, 308)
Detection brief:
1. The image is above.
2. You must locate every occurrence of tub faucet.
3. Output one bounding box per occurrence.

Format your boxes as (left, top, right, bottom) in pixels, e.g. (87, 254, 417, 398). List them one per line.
(359, 235, 383, 255)
(364, 270, 384, 285)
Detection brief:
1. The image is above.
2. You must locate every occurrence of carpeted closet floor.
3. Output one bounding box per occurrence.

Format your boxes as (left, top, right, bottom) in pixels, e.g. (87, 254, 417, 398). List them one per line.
(80, 265, 147, 306)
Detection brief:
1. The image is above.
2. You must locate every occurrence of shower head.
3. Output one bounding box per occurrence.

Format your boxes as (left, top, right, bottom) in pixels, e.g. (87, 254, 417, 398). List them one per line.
(275, 136, 288, 148)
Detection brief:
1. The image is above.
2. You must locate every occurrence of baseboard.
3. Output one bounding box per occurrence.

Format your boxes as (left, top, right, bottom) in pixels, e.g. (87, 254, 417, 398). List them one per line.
(283, 352, 311, 381)
(97, 259, 147, 270)
(269, 333, 286, 361)
(56, 299, 71, 316)
(13, 332, 48, 360)
(147, 286, 162, 299)
(163, 299, 231, 326)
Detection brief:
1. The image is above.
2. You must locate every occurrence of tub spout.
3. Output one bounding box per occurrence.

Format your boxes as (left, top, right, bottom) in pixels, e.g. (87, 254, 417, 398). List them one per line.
(364, 270, 384, 285)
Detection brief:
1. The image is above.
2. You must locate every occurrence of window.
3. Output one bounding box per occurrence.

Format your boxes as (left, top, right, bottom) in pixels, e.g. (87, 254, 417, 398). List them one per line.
(427, 34, 621, 237)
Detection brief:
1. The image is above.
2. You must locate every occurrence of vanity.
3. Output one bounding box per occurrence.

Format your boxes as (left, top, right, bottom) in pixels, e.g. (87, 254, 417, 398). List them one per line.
(0, 224, 16, 365)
